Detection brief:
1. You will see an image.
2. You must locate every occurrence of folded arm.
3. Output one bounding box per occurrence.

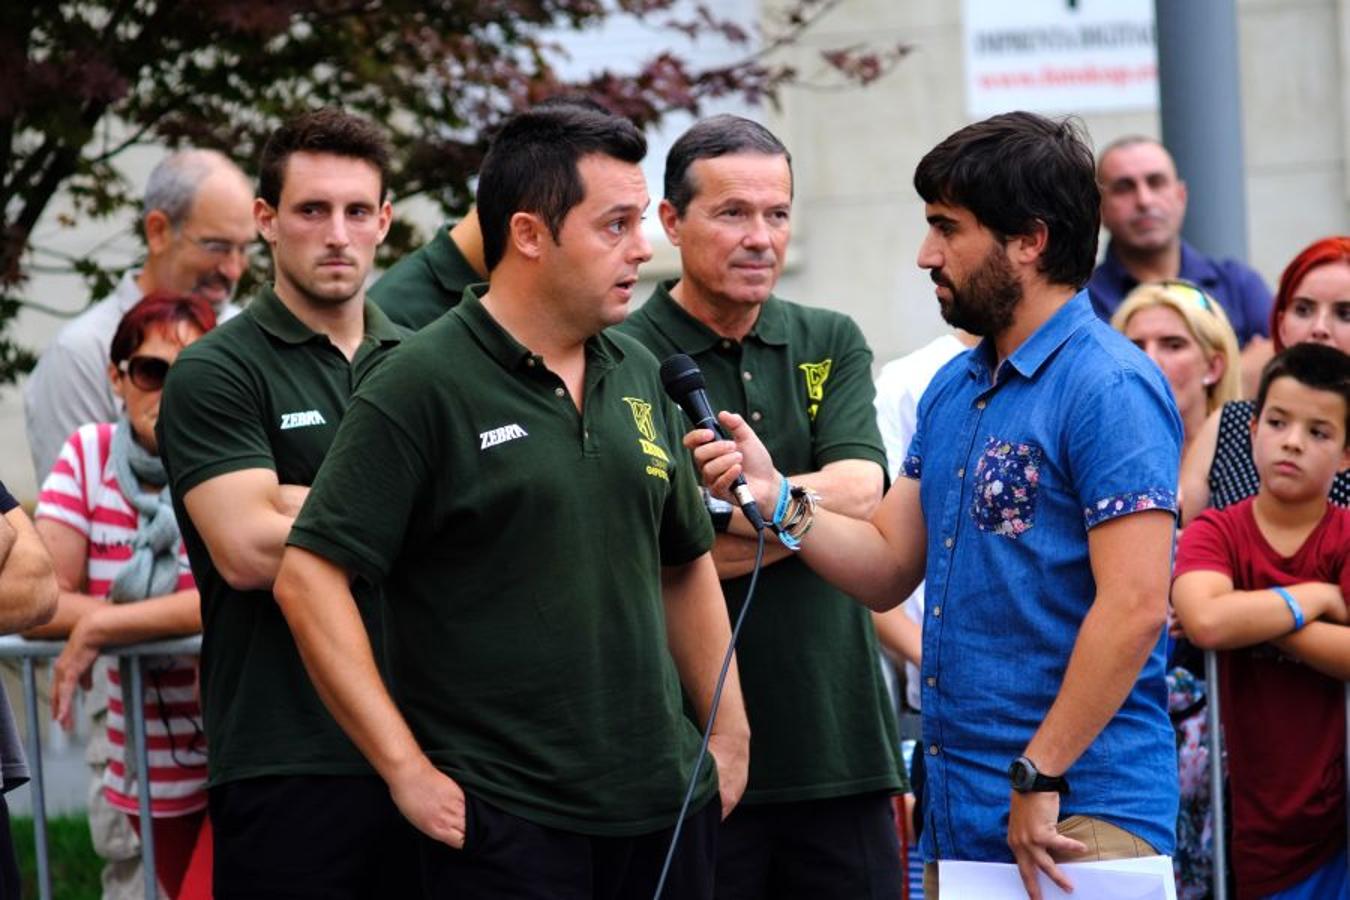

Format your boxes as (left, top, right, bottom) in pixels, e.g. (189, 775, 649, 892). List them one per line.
(0, 508, 57, 634)
(1272, 622, 1350, 680)
(183, 469, 309, 591)
(1172, 570, 1345, 650)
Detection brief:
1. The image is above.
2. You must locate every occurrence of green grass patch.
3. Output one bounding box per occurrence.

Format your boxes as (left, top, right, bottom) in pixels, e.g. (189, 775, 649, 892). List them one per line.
(11, 814, 101, 900)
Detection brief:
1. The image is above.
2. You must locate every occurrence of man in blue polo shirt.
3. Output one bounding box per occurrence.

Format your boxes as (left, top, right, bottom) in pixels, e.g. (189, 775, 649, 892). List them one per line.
(687, 112, 1180, 900)
(1090, 136, 1273, 387)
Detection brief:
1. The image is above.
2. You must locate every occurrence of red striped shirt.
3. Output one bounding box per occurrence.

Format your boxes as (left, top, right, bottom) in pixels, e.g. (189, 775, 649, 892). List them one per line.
(36, 423, 207, 816)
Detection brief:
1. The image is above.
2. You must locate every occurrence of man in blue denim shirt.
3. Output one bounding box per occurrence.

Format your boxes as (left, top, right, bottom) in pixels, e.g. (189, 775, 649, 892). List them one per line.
(687, 112, 1181, 900)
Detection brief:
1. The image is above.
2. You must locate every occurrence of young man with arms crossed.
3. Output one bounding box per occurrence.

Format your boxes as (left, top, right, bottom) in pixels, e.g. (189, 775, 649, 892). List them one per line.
(1174, 343, 1350, 900)
(273, 103, 749, 899)
(688, 112, 1181, 900)
(158, 109, 417, 899)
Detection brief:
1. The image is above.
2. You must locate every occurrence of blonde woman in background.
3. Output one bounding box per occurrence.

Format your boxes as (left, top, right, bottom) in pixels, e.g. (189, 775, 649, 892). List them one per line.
(1112, 279, 1243, 460)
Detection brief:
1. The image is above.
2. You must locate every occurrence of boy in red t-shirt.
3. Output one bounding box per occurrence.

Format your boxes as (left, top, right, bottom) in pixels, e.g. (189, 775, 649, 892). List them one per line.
(1174, 342, 1350, 899)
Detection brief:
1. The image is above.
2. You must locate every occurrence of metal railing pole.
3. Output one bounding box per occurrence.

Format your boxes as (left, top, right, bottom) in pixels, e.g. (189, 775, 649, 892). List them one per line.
(1204, 649, 1228, 900)
(123, 656, 157, 900)
(0, 635, 200, 898)
(21, 658, 51, 900)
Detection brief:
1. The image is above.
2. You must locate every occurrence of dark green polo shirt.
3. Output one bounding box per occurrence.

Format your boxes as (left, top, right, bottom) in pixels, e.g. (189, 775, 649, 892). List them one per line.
(288, 287, 718, 835)
(616, 281, 903, 804)
(369, 222, 483, 330)
(159, 287, 406, 787)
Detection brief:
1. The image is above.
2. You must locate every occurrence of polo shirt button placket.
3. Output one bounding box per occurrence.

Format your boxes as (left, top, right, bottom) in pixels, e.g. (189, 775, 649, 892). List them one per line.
(554, 387, 566, 399)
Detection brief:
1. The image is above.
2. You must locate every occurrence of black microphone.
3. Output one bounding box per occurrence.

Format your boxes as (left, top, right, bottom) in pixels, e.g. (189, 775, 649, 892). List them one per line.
(660, 353, 767, 533)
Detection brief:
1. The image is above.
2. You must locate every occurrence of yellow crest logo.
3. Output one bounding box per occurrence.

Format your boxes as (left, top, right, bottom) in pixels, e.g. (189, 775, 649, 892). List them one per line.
(623, 397, 657, 442)
(799, 359, 832, 420)
(623, 396, 670, 480)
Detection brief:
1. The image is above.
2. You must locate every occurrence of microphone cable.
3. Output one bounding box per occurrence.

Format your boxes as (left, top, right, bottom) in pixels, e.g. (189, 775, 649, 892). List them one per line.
(651, 526, 767, 900)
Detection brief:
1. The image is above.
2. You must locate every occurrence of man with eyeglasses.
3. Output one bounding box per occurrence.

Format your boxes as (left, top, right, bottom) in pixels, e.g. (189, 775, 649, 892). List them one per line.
(1089, 136, 1274, 390)
(24, 148, 255, 484)
(19, 147, 253, 900)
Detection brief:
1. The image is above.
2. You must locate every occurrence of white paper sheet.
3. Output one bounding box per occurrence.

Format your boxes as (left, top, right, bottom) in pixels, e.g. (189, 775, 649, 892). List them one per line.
(938, 855, 1177, 900)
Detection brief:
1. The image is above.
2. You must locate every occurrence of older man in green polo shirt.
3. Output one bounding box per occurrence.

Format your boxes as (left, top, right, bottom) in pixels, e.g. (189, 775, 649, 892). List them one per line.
(616, 115, 904, 899)
(158, 109, 419, 898)
(274, 103, 749, 899)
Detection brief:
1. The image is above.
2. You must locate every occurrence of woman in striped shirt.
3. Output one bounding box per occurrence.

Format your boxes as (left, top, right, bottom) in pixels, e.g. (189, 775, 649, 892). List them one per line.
(30, 293, 216, 899)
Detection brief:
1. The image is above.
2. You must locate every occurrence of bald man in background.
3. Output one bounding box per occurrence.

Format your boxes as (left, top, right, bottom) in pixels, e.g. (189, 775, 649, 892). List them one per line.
(1088, 136, 1273, 391)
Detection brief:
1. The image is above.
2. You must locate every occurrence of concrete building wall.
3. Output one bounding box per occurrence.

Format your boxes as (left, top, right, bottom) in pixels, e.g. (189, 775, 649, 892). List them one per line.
(768, 0, 1350, 368)
(1, 0, 1346, 501)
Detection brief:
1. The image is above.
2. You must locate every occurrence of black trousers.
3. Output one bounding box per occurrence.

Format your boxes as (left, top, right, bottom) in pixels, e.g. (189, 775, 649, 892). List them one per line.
(210, 774, 422, 900)
(419, 791, 720, 900)
(714, 792, 903, 900)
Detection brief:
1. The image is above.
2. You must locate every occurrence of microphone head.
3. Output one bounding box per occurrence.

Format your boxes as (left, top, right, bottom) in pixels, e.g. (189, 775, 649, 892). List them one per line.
(659, 353, 706, 399)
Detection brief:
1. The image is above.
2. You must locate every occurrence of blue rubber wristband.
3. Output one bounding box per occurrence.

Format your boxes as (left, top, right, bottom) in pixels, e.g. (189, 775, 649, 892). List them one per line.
(771, 474, 791, 527)
(1272, 586, 1305, 631)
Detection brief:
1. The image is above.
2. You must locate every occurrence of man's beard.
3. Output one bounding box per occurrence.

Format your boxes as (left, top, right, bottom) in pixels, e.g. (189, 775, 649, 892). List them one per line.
(936, 244, 1022, 336)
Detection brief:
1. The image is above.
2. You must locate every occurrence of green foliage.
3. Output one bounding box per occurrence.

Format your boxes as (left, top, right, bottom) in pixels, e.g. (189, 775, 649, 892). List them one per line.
(12, 814, 102, 900)
(0, 0, 906, 386)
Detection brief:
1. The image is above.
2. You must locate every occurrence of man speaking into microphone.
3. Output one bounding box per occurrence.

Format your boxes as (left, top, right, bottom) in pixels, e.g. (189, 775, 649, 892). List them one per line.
(617, 115, 904, 900)
(271, 103, 749, 899)
(687, 113, 1180, 900)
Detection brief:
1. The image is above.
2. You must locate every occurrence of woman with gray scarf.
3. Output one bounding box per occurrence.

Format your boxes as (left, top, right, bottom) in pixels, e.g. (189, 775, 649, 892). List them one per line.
(30, 294, 217, 899)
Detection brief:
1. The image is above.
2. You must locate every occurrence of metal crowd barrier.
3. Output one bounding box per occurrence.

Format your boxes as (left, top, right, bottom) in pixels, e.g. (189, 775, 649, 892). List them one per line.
(3, 637, 1347, 900)
(1202, 649, 1350, 900)
(0, 633, 201, 900)
(1202, 648, 1228, 900)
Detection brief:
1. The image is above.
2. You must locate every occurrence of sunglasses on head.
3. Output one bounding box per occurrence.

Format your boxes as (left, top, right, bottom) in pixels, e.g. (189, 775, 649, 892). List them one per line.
(1158, 279, 1216, 315)
(117, 355, 172, 392)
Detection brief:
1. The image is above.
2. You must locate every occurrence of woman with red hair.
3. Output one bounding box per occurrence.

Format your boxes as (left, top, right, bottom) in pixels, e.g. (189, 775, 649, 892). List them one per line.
(29, 293, 216, 898)
(1180, 236, 1350, 522)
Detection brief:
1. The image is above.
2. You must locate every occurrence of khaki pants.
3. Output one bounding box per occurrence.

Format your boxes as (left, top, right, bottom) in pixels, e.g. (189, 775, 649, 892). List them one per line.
(923, 815, 1157, 897)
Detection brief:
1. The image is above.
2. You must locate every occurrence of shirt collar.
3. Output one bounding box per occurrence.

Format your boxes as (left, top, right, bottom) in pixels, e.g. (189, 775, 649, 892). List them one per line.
(1097, 241, 1132, 294)
(638, 279, 789, 352)
(425, 222, 485, 296)
(967, 290, 1097, 382)
(1176, 240, 1223, 289)
(454, 284, 624, 372)
(113, 269, 144, 311)
(248, 286, 404, 347)
(1102, 238, 1222, 292)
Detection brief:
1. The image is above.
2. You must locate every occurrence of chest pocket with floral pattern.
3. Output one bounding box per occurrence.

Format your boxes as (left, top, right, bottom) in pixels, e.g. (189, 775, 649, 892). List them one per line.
(970, 436, 1044, 538)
